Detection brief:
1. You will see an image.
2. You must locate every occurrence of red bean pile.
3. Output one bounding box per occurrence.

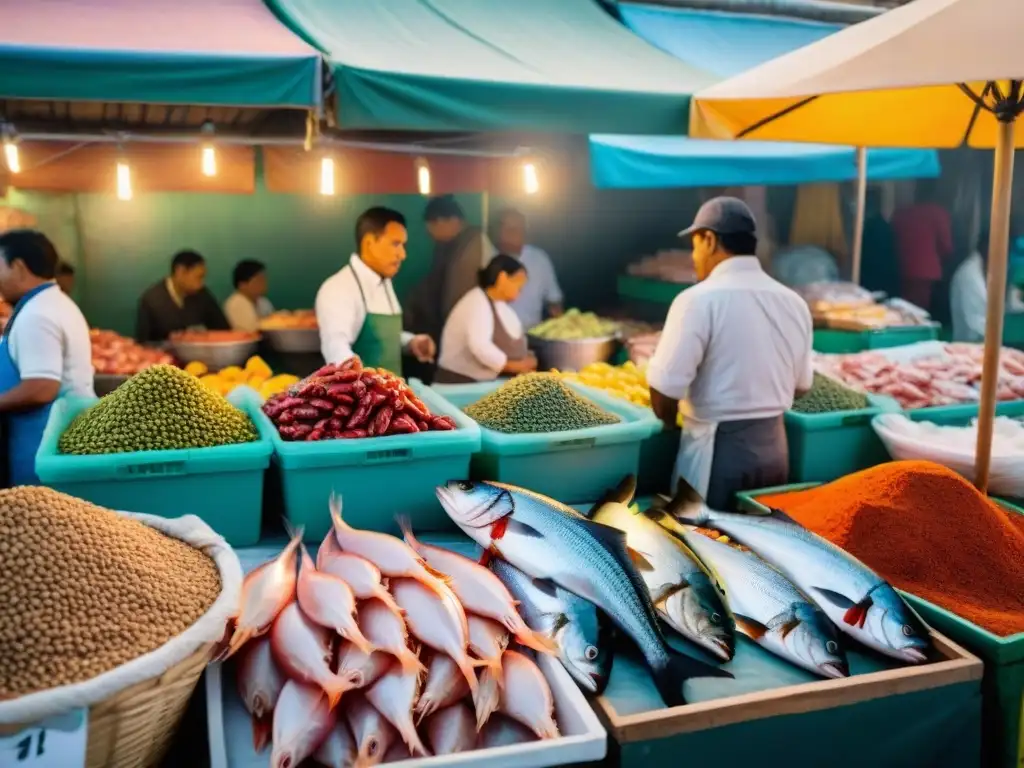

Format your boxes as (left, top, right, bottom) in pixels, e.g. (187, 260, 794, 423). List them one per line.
(262, 356, 457, 441)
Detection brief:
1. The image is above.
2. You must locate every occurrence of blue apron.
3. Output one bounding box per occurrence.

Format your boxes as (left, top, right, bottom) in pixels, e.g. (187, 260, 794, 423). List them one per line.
(0, 282, 58, 486)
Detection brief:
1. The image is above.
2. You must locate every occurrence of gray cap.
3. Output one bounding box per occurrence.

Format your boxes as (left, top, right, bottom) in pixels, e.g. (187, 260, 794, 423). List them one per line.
(678, 196, 758, 239)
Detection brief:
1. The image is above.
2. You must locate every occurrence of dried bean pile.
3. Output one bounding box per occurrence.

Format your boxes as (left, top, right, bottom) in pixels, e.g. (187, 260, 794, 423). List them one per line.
(0, 487, 221, 698)
(262, 356, 456, 441)
(465, 373, 620, 434)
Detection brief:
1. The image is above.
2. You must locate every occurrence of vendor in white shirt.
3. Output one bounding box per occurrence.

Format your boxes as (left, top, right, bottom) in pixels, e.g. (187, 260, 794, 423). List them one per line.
(0, 230, 94, 486)
(223, 260, 274, 333)
(436, 254, 538, 383)
(950, 229, 1024, 342)
(315, 206, 435, 373)
(647, 198, 813, 510)
(492, 208, 564, 330)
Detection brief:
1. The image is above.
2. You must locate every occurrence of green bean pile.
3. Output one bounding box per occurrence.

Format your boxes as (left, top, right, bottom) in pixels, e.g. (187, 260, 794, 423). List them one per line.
(465, 373, 620, 434)
(792, 372, 870, 414)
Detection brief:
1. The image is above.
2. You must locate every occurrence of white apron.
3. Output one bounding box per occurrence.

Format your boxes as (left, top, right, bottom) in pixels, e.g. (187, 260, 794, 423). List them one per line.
(670, 411, 719, 500)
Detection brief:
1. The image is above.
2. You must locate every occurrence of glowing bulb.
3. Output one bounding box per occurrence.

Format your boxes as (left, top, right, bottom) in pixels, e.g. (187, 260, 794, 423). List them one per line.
(523, 162, 539, 195)
(3, 140, 20, 174)
(416, 158, 431, 195)
(201, 144, 216, 177)
(320, 156, 336, 196)
(116, 160, 132, 201)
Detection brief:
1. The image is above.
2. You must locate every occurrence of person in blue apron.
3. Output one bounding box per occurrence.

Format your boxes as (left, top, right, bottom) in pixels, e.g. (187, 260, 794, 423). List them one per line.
(0, 230, 95, 486)
(646, 198, 814, 511)
(315, 206, 435, 373)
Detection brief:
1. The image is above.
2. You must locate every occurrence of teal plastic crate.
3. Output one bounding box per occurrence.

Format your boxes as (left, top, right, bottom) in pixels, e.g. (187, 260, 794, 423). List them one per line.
(35, 387, 272, 546)
(907, 399, 1024, 423)
(430, 380, 660, 504)
(813, 325, 939, 353)
(256, 380, 481, 542)
(784, 394, 902, 484)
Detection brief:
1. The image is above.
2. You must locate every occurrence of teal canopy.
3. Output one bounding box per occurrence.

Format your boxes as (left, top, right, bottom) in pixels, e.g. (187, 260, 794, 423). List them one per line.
(264, 0, 713, 133)
(0, 0, 322, 109)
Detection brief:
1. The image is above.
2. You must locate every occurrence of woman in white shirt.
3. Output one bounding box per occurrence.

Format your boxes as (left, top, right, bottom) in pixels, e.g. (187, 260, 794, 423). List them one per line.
(436, 254, 538, 383)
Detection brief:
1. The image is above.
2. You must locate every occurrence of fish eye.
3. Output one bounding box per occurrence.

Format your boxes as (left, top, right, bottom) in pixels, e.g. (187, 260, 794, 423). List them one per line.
(901, 624, 915, 637)
(709, 612, 721, 625)
(367, 739, 380, 756)
(456, 481, 474, 491)
(584, 645, 599, 661)
(826, 640, 839, 653)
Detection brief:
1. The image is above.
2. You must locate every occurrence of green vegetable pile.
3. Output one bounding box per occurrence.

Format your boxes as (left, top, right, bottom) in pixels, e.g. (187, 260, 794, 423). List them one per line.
(59, 364, 258, 454)
(529, 309, 619, 340)
(791, 372, 870, 414)
(465, 373, 620, 434)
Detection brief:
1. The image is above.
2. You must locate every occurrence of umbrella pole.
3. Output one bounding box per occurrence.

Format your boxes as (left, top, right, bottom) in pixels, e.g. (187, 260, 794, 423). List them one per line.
(974, 118, 1016, 493)
(851, 146, 867, 285)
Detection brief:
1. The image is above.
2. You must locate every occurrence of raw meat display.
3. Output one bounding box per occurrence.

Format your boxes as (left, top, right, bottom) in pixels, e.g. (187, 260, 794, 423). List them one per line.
(90, 329, 174, 375)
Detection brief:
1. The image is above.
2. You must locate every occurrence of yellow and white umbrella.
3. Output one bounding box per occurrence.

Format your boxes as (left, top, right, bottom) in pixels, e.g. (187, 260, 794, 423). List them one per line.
(689, 0, 1024, 491)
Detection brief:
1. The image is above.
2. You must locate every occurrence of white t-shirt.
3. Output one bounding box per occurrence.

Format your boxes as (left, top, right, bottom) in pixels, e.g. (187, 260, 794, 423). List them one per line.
(950, 251, 1024, 342)
(438, 287, 523, 381)
(223, 292, 274, 333)
(646, 257, 813, 423)
(8, 284, 95, 398)
(507, 245, 563, 330)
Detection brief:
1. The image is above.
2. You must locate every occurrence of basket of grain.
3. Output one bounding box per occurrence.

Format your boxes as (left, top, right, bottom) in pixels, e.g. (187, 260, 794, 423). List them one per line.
(0, 487, 242, 768)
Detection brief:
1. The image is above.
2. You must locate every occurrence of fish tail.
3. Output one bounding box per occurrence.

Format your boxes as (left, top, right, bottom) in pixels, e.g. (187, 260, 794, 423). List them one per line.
(402, 725, 430, 758)
(210, 616, 238, 661)
(395, 514, 422, 552)
(663, 479, 710, 525)
(506, 615, 558, 655)
(372, 585, 404, 615)
(397, 648, 427, 677)
(342, 625, 376, 657)
(472, 668, 500, 731)
(532, 715, 561, 740)
(413, 696, 435, 726)
(329, 492, 349, 533)
(220, 625, 255, 661)
(324, 673, 356, 709)
(251, 715, 272, 753)
(282, 518, 305, 551)
(653, 649, 733, 708)
(455, 654, 480, 696)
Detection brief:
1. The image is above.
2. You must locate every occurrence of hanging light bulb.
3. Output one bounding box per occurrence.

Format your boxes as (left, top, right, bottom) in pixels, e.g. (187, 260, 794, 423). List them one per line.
(116, 156, 132, 201)
(523, 161, 539, 195)
(2, 137, 20, 174)
(320, 155, 336, 196)
(200, 121, 216, 177)
(416, 157, 431, 195)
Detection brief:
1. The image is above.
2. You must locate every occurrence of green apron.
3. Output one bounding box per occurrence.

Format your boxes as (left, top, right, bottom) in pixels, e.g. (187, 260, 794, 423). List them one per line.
(350, 265, 404, 374)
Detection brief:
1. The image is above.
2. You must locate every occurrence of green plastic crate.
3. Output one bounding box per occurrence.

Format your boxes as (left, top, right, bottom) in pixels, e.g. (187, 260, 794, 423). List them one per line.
(429, 380, 660, 505)
(616, 274, 692, 305)
(813, 325, 939, 354)
(35, 387, 273, 546)
(784, 394, 902, 484)
(907, 399, 1024, 423)
(255, 381, 481, 543)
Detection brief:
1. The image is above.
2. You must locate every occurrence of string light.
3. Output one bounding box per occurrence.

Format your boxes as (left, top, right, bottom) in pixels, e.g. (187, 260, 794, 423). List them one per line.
(320, 155, 336, 196)
(523, 161, 539, 195)
(116, 155, 132, 201)
(416, 157, 431, 195)
(200, 121, 216, 177)
(2, 137, 19, 174)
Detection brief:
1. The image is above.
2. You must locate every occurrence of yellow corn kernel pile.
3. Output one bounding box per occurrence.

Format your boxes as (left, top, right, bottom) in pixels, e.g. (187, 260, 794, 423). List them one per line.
(185, 356, 299, 400)
(555, 361, 651, 408)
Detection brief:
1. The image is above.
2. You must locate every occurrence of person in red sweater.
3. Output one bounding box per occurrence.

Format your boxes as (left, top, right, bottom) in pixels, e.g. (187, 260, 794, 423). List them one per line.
(891, 181, 953, 312)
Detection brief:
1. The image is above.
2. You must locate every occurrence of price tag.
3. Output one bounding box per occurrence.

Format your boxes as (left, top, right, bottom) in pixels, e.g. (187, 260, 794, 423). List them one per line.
(0, 709, 87, 768)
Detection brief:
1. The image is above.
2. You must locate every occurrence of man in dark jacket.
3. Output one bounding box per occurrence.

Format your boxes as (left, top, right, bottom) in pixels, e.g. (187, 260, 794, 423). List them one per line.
(136, 250, 228, 343)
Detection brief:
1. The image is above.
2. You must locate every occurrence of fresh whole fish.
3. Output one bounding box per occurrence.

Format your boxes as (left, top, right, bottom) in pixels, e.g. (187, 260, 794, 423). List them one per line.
(660, 480, 931, 663)
(490, 558, 612, 695)
(437, 479, 731, 706)
(473, 666, 501, 732)
(389, 577, 480, 694)
(399, 518, 557, 654)
(270, 602, 358, 708)
(297, 545, 375, 655)
(358, 598, 426, 677)
(382, 742, 411, 763)
(467, 615, 510, 677)
(426, 702, 477, 755)
(478, 715, 537, 749)
(415, 652, 471, 724)
(336, 641, 393, 690)
(318, 544, 403, 615)
(366, 659, 430, 757)
(313, 718, 356, 768)
(346, 694, 397, 767)
(498, 650, 559, 739)
(591, 477, 734, 662)
(270, 680, 335, 768)
(235, 636, 285, 752)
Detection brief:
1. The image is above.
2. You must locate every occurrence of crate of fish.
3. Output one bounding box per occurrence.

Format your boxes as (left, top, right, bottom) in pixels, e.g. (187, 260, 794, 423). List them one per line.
(35, 366, 273, 546)
(206, 519, 608, 768)
(429, 375, 660, 505)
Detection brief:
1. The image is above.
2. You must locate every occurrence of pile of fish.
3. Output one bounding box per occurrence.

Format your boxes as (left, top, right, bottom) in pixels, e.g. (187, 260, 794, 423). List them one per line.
(224, 500, 565, 767)
(436, 475, 933, 704)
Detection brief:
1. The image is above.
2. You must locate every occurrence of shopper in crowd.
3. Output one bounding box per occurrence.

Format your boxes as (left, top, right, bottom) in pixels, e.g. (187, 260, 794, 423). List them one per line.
(0, 230, 94, 486)
(223, 259, 274, 333)
(436, 253, 538, 383)
(858, 188, 901, 298)
(135, 250, 228, 343)
(491, 207, 563, 330)
(950, 229, 1024, 342)
(315, 206, 435, 373)
(647, 197, 813, 510)
(55, 260, 75, 296)
(892, 180, 953, 312)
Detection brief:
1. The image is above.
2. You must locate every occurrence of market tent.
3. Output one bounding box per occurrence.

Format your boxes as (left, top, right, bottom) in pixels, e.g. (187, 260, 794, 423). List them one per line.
(589, 3, 939, 188)
(688, 0, 1024, 490)
(262, 0, 712, 133)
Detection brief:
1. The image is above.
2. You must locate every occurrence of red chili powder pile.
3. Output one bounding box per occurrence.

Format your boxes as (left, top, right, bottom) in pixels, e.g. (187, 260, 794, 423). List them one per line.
(757, 460, 1024, 637)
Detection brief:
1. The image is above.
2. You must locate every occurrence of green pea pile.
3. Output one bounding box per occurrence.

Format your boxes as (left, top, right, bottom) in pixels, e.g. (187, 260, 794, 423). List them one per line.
(791, 372, 870, 414)
(59, 364, 258, 454)
(465, 373, 620, 434)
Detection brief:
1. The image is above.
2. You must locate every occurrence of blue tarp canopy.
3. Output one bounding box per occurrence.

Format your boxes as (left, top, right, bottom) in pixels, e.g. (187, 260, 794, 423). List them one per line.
(590, 4, 940, 188)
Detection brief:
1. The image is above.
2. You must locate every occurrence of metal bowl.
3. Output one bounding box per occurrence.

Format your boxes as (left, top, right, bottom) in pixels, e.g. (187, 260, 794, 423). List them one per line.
(262, 328, 321, 354)
(169, 339, 259, 371)
(528, 334, 619, 372)
(94, 373, 130, 397)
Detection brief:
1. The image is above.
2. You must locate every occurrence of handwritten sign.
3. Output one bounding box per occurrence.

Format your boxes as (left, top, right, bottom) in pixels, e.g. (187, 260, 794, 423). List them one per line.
(0, 710, 87, 768)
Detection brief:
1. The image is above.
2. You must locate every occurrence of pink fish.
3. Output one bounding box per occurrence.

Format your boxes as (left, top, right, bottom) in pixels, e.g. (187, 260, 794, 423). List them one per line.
(270, 680, 335, 768)
(467, 615, 509, 679)
(318, 547, 403, 615)
(270, 602, 357, 709)
(473, 666, 501, 732)
(297, 545, 375, 655)
(366, 659, 430, 757)
(235, 636, 285, 752)
(498, 651, 559, 739)
(313, 718, 356, 768)
(415, 652, 471, 724)
(221, 528, 302, 659)
(358, 598, 425, 677)
(389, 577, 481, 695)
(346, 694, 397, 768)
(425, 702, 477, 755)
(478, 715, 537, 749)
(382, 741, 411, 763)
(336, 641, 393, 690)
(400, 519, 556, 654)
(316, 525, 345, 570)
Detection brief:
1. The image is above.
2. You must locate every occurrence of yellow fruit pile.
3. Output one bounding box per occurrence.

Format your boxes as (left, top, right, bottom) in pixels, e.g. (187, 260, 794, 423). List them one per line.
(555, 361, 651, 407)
(184, 356, 299, 400)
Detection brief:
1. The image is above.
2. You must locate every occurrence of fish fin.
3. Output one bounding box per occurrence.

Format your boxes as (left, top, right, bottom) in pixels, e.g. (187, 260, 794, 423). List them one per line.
(774, 617, 801, 639)
(396, 515, 421, 553)
(843, 598, 873, 629)
(491, 515, 511, 540)
(298, 542, 317, 573)
(654, 649, 732, 707)
(372, 585, 403, 615)
(329, 492, 348, 533)
(585, 475, 638, 518)
(397, 648, 428, 678)
(626, 547, 656, 572)
(663, 477, 709, 519)
(478, 548, 493, 567)
(505, 518, 544, 539)
(453, 654, 480, 695)
(531, 716, 561, 740)
(512, 625, 559, 655)
(733, 613, 769, 640)
(251, 715, 272, 753)
(210, 617, 237, 661)
(472, 667, 501, 731)
(812, 587, 857, 610)
(530, 578, 560, 598)
(422, 563, 453, 585)
(220, 624, 256, 661)
(324, 675, 355, 710)
(342, 626, 376, 657)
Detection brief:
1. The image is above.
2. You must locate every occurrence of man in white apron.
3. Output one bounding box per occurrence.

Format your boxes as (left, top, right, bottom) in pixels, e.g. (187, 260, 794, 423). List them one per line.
(647, 197, 814, 510)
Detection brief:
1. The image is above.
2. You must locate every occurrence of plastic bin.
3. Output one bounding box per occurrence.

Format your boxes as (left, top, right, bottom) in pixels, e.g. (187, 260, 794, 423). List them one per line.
(35, 387, 272, 546)
(430, 380, 660, 504)
(906, 399, 1024, 424)
(813, 325, 939, 353)
(255, 380, 481, 542)
(784, 394, 902, 484)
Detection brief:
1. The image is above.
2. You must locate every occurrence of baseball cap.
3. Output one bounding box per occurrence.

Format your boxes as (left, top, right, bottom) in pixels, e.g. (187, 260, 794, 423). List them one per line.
(678, 196, 758, 239)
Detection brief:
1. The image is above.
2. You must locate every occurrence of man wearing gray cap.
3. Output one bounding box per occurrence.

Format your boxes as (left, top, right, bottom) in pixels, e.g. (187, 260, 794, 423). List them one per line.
(647, 197, 813, 509)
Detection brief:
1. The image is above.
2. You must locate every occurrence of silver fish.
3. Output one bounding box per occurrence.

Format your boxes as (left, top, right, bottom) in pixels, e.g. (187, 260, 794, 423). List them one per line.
(437, 479, 732, 707)
(489, 557, 612, 694)
(660, 480, 931, 663)
(591, 477, 734, 661)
